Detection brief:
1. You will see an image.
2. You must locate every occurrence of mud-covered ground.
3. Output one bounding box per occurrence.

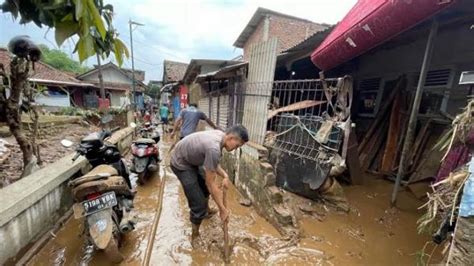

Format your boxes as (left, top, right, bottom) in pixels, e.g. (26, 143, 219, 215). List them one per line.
(20, 137, 439, 265)
(0, 123, 95, 188)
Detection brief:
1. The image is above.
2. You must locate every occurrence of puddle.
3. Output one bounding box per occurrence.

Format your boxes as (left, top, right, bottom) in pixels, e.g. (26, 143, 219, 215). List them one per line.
(21, 138, 437, 265)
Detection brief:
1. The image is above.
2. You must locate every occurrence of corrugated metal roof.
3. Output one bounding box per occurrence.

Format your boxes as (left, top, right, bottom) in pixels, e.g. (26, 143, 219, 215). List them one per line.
(196, 62, 248, 82)
(311, 0, 456, 70)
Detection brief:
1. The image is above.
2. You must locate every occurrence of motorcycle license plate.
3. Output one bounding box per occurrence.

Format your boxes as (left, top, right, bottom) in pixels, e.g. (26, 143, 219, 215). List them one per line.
(73, 192, 118, 219)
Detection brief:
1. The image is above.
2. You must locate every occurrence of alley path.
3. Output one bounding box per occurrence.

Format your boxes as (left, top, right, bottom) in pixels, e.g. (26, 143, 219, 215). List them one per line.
(21, 138, 437, 265)
(24, 140, 328, 265)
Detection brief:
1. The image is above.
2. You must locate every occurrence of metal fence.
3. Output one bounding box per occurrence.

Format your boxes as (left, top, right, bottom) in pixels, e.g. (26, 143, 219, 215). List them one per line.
(200, 77, 351, 162)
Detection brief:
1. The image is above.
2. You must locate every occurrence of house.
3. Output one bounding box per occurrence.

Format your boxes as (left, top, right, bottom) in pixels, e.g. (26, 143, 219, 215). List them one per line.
(77, 62, 147, 109)
(234, 7, 329, 59)
(161, 60, 189, 118)
(182, 59, 243, 126)
(307, 0, 472, 181)
(162, 60, 188, 84)
(0, 47, 94, 110)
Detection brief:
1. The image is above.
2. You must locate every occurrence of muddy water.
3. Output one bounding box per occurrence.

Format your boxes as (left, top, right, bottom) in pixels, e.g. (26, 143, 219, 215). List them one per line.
(24, 138, 435, 265)
(27, 157, 163, 266)
(294, 178, 441, 265)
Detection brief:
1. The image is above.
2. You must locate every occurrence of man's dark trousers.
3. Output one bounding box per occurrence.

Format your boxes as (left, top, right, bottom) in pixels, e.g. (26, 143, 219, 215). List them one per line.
(171, 165, 210, 225)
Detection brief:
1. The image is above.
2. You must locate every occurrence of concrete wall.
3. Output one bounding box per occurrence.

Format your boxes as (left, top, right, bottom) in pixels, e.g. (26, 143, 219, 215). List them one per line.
(221, 144, 296, 235)
(0, 127, 134, 264)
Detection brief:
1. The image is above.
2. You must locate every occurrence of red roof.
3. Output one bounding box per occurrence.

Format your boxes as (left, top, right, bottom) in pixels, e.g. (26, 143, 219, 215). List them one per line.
(0, 48, 88, 86)
(311, 0, 455, 70)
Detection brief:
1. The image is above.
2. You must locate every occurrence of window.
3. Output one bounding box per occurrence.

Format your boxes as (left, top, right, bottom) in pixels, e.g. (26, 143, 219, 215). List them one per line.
(357, 77, 383, 117)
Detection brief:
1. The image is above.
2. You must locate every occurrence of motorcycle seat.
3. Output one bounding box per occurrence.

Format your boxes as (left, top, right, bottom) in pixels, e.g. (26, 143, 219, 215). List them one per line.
(134, 138, 156, 144)
(69, 165, 118, 188)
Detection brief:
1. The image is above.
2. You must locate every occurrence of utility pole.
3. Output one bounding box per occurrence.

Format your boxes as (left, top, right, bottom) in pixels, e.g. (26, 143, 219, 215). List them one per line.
(129, 19, 144, 112)
(96, 54, 105, 100)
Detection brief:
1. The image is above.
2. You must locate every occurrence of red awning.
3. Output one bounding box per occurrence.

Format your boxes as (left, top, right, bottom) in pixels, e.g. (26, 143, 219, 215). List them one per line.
(311, 0, 455, 71)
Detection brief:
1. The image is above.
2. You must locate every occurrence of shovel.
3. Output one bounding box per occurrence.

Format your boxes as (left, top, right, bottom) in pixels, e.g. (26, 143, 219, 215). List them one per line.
(223, 188, 230, 263)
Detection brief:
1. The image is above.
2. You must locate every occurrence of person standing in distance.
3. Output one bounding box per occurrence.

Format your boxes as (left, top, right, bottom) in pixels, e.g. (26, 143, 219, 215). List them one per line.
(159, 103, 170, 134)
(170, 125, 249, 241)
(172, 103, 220, 140)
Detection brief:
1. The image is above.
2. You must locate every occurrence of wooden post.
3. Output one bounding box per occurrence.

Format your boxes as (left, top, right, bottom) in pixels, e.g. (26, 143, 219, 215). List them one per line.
(391, 19, 439, 205)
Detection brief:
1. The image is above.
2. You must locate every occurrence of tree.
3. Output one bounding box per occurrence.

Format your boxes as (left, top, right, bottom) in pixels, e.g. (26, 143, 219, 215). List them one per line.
(0, 0, 129, 178)
(39, 44, 90, 74)
(147, 82, 162, 100)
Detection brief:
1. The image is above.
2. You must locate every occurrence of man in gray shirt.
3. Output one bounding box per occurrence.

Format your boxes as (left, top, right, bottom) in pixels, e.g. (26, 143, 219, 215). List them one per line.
(170, 125, 249, 240)
(172, 103, 220, 139)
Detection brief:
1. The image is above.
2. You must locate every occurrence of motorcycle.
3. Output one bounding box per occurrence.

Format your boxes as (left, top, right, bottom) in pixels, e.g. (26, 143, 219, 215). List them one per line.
(61, 124, 135, 263)
(131, 122, 161, 185)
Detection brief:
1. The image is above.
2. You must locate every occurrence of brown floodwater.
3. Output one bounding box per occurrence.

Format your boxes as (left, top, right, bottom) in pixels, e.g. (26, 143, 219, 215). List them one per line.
(23, 140, 438, 265)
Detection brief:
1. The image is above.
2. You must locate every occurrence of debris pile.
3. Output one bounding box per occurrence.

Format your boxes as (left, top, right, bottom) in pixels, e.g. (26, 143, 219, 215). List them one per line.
(417, 99, 473, 264)
(358, 76, 450, 184)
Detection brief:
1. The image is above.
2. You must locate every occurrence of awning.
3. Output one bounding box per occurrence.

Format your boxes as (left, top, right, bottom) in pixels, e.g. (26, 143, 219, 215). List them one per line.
(196, 62, 248, 82)
(311, 0, 455, 71)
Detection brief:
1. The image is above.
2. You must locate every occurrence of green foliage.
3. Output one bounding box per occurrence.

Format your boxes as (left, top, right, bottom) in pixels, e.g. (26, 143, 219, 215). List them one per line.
(39, 44, 90, 74)
(58, 106, 126, 117)
(147, 83, 162, 98)
(57, 106, 100, 119)
(1, 0, 129, 66)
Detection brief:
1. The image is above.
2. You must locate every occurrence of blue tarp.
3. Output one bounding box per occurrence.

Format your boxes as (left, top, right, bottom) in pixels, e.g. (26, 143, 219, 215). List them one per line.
(173, 96, 180, 119)
(459, 157, 474, 217)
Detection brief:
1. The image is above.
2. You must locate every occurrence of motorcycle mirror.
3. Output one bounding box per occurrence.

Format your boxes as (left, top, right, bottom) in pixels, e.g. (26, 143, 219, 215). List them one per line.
(61, 139, 74, 147)
(130, 122, 137, 128)
(101, 114, 113, 124)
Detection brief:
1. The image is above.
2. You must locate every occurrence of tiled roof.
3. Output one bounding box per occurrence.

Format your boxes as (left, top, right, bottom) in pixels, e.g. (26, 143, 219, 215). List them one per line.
(163, 60, 188, 83)
(0, 48, 86, 86)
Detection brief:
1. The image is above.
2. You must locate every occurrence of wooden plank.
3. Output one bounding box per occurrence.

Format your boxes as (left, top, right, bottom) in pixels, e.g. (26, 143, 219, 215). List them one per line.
(381, 91, 402, 173)
(361, 119, 389, 171)
(407, 143, 444, 184)
(411, 127, 432, 172)
(406, 181, 431, 199)
(373, 141, 387, 172)
(393, 113, 409, 172)
(358, 76, 406, 153)
(407, 119, 432, 168)
(346, 130, 364, 185)
(267, 100, 326, 120)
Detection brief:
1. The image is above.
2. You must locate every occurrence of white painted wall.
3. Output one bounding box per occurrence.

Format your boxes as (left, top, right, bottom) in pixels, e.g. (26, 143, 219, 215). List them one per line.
(109, 91, 125, 107)
(35, 94, 70, 107)
(81, 67, 132, 84)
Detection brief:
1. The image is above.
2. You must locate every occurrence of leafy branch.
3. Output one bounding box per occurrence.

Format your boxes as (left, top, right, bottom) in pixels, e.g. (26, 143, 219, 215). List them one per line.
(1, 0, 129, 65)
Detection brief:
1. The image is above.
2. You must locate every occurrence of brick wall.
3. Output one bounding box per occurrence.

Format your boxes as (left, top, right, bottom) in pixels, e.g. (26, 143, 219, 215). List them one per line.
(243, 15, 327, 59)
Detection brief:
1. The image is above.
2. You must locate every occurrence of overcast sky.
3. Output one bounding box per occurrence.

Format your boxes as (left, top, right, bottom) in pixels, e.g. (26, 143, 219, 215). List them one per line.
(0, 0, 357, 82)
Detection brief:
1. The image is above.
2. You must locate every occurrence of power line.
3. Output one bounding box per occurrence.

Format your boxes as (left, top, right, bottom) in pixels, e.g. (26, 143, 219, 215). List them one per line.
(133, 57, 162, 66)
(121, 33, 180, 58)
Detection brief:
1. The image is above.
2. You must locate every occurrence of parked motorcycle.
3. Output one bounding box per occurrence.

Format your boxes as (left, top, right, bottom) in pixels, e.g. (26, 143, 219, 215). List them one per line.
(62, 125, 135, 263)
(131, 122, 161, 185)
